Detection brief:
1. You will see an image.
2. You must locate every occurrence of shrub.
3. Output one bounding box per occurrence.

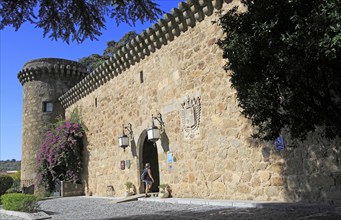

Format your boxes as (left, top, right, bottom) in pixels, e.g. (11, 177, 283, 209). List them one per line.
(1, 193, 39, 212)
(36, 109, 85, 192)
(158, 184, 169, 192)
(0, 174, 14, 195)
(124, 181, 134, 191)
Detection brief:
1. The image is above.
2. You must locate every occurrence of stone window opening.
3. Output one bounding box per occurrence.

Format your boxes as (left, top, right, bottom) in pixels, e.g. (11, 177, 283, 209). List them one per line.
(43, 102, 53, 112)
(140, 71, 144, 84)
(95, 98, 98, 107)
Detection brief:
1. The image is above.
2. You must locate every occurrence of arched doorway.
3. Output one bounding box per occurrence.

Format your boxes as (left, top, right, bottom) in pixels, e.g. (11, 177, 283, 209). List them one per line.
(141, 137, 160, 192)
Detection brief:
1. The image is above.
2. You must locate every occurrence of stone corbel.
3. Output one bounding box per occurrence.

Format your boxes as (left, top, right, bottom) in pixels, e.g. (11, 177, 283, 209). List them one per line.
(171, 8, 188, 33)
(72, 66, 77, 77)
(141, 30, 156, 53)
(179, 2, 195, 28)
(153, 23, 168, 46)
(118, 64, 126, 73)
(112, 55, 123, 73)
(146, 27, 161, 50)
(122, 45, 134, 65)
(126, 43, 137, 65)
(59, 64, 65, 75)
(213, 0, 223, 10)
(200, 0, 214, 16)
(137, 34, 150, 57)
(118, 47, 130, 69)
(130, 39, 141, 63)
(164, 13, 180, 37)
(99, 72, 105, 85)
(112, 66, 119, 77)
(117, 48, 129, 68)
(103, 60, 110, 71)
(134, 35, 146, 59)
(188, 0, 205, 22)
(159, 18, 174, 42)
(66, 65, 71, 76)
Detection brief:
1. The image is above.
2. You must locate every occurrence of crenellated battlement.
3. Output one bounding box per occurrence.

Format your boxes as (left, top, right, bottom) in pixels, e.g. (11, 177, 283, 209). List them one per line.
(59, 0, 230, 108)
(18, 58, 88, 85)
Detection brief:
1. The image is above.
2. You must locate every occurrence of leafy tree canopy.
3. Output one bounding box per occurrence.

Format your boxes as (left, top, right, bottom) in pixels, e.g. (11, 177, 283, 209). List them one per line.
(79, 31, 137, 71)
(218, 0, 341, 141)
(0, 0, 162, 43)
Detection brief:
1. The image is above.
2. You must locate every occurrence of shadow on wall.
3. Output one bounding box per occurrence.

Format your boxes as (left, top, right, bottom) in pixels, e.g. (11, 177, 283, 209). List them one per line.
(130, 138, 138, 158)
(81, 133, 92, 196)
(263, 129, 341, 205)
(160, 132, 170, 153)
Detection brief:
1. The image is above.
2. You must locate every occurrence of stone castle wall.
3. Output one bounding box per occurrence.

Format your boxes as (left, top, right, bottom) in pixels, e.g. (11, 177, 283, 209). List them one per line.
(61, 0, 341, 204)
(18, 58, 87, 186)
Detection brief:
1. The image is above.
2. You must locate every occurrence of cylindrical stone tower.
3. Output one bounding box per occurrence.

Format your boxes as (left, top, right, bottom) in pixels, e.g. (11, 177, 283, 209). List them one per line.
(17, 58, 88, 188)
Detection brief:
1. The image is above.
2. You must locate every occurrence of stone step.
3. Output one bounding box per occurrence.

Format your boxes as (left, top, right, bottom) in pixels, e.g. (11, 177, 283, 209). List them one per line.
(113, 193, 159, 204)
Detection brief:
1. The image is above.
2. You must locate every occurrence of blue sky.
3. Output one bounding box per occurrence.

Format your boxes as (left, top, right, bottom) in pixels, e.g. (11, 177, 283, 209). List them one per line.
(0, 0, 183, 161)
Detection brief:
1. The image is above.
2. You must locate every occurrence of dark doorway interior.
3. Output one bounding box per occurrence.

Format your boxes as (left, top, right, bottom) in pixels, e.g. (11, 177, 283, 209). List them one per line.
(142, 137, 160, 192)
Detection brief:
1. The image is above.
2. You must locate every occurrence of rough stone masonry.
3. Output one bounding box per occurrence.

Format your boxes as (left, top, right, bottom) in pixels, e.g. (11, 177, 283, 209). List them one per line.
(18, 0, 341, 204)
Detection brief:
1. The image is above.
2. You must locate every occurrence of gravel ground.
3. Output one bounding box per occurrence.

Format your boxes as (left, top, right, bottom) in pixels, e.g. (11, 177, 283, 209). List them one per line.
(1, 197, 341, 220)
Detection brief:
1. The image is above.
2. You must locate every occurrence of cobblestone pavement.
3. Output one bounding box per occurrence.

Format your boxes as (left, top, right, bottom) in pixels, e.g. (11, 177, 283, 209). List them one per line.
(1, 197, 340, 220)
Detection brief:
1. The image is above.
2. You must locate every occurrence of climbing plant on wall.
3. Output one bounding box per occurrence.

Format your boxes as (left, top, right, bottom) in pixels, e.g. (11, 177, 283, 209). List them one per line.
(36, 109, 85, 192)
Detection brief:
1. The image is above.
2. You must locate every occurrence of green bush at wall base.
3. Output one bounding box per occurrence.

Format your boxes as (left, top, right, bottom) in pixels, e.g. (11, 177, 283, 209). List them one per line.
(1, 193, 40, 213)
(0, 174, 14, 196)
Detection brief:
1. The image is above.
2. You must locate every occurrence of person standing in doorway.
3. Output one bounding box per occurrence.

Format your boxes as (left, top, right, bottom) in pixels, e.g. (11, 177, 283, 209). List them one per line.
(143, 163, 154, 197)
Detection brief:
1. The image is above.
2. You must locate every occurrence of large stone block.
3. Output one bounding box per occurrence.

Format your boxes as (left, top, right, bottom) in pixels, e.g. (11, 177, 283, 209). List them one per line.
(258, 171, 271, 183)
(271, 176, 284, 186)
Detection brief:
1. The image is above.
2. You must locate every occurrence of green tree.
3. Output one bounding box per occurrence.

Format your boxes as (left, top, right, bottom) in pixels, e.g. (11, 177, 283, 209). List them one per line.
(218, 0, 341, 141)
(0, 0, 162, 43)
(103, 31, 137, 59)
(79, 31, 137, 71)
(79, 54, 105, 72)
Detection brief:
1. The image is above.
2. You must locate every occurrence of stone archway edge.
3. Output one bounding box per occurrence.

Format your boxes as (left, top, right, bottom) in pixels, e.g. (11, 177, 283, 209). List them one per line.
(58, 0, 230, 108)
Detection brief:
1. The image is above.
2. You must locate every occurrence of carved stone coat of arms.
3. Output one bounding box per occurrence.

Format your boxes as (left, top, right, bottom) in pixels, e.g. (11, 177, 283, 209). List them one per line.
(181, 96, 201, 138)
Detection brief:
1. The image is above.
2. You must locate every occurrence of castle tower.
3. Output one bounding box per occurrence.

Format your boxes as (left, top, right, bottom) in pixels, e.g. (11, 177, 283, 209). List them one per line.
(17, 58, 88, 187)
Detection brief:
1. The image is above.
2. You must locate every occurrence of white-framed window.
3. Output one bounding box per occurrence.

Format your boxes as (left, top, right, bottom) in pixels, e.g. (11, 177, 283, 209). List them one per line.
(43, 102, 53, 112)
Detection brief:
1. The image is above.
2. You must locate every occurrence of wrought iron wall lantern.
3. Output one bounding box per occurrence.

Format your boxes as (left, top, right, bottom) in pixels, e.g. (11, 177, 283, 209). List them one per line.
(147, 113, 165, 143)
(118, 123, 133, 151)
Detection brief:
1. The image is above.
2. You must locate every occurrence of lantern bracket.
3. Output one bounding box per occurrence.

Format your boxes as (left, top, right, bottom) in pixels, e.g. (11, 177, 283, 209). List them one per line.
(151, 113, 165, 133)
(118, 123, 133, 151)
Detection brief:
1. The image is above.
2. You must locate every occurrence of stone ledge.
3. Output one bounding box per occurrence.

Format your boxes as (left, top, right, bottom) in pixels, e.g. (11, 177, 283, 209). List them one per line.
(0, 207, 51, 220)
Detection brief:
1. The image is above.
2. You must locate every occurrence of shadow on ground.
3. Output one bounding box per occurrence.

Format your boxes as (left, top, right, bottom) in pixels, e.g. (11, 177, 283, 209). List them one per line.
(100, 205, 341, 220)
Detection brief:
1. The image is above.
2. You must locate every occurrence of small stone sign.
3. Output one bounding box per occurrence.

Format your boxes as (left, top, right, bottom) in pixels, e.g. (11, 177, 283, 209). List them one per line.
(167, 152, 173, 163)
